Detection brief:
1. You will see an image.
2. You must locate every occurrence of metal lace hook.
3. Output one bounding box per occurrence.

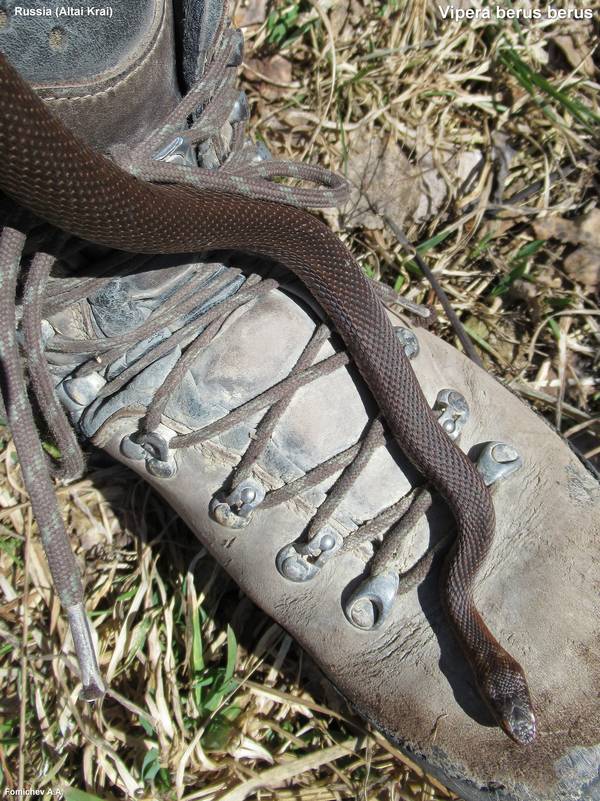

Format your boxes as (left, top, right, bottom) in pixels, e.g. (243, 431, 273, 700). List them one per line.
(276, 527, 343, 582)
(120, 430, 177, 478)
(433, 388, 470, 440)
(343, 571, 400, 630)
(210, 478, 266, 529)
(476, 441, 524, 486)
(344, 432, 522, 633)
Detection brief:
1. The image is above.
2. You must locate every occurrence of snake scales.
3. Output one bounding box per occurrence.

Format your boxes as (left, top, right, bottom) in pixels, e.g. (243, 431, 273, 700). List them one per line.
(0, 52, 535, 744)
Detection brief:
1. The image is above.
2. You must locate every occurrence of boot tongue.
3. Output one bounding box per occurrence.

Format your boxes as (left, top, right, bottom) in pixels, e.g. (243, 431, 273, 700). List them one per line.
(0, 0, 181, 150)
(176, 0, 227, 91)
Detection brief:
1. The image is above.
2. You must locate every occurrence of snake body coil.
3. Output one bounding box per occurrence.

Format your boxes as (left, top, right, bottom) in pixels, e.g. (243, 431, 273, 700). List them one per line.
(0, 53, 535, 743)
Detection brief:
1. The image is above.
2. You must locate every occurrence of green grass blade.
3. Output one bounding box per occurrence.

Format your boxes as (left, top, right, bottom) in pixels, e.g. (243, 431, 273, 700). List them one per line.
(63, 790, 106, 801)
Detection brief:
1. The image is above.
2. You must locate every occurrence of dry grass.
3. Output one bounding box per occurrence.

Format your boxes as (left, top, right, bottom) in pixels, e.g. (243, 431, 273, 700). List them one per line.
(0, 448, 456, 800)
(1, 1, 599, 799)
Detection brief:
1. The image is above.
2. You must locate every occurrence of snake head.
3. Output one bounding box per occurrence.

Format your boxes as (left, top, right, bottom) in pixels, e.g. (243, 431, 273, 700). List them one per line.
(483, 661, 537, 746)
(497, 693, 537, 745)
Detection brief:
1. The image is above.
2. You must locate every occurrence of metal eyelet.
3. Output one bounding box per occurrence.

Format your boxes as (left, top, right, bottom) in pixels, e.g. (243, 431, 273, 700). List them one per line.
(210, 478, 266, 529)
(120, 431, 177, 478)
(394, 326, 419, 359)
(252, 142, 272, 164)
(476, 441, 523, 486)
(276, 526, 343, 582)
(227, 29, 244, 66)
(120, 433, 146, 461)
(434, 388, 469, 440)
(229, 91, 249, 124)
(140, 432, 177, 478)
(153, 136, 197, 168)
(146, 454, 177, 479)
(344, 571, 399, 630)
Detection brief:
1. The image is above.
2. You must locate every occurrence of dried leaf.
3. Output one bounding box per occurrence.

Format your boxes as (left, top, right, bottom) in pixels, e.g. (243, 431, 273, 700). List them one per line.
(533, 211, 600, 246)
(230, 734, 274, 763)
(563, 247, 600, 289)
(533, 208, 600, 288)
(244, 55, 294, 100)
(551, 30, 595, 77)
(413, 151, 450, 223)
(234, 0, 267, 27)
(341, 136, 422, 230)
(341, 135, 481, 230)
(331, 0, 362, 39)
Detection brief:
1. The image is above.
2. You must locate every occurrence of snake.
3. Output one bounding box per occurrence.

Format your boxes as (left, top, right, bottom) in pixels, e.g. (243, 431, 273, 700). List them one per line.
(0, 52, 536, 744)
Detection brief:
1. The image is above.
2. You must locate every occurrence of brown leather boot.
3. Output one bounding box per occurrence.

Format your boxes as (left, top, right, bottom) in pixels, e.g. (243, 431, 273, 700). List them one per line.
(64, 285, 598, 801)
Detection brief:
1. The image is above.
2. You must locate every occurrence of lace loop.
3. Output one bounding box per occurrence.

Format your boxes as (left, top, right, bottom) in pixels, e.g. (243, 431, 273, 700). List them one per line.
(115, 25, 350, 209)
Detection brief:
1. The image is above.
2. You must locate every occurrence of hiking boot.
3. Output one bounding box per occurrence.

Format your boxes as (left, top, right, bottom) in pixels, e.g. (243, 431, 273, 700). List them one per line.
(53, 286, 600, 801)
(1, 2, 599, 800)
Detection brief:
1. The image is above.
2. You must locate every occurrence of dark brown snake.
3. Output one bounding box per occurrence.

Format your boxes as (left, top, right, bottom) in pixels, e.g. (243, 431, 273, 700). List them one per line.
(0, 53, 535, 744)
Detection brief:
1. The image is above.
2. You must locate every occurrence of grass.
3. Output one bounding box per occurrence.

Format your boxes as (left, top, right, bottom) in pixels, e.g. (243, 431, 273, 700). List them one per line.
(1, 0, 599, 798)
(0, 463, 449, 799)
